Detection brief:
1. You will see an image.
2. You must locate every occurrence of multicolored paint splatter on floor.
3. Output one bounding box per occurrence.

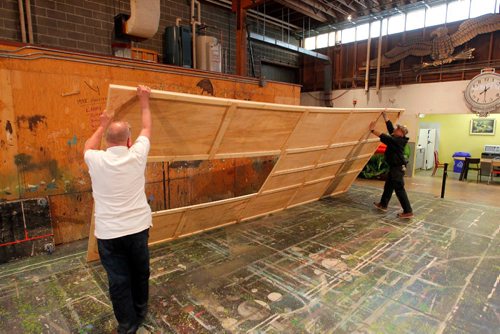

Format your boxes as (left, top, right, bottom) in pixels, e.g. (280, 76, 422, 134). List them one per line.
(0, 184, 498, 333)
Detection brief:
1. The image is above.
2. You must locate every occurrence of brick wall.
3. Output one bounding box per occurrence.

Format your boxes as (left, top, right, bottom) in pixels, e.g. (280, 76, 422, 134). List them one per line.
(0, 0, 23, 41)
(0, 0, 300, 77)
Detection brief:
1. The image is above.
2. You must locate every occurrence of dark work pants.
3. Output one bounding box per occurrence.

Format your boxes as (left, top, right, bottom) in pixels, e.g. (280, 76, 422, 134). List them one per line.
(380, 166, 413, 213)
(97, 228, 150, 334)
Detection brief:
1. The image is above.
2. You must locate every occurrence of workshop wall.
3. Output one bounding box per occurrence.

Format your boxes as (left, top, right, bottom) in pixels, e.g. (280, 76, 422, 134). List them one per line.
(0, 0, 300, 77)
(0, 44, 300, 245)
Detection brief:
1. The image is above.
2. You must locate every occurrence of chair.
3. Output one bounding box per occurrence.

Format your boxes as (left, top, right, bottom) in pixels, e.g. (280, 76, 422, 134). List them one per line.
(488, 159, 500, 184)
(432, 151, 445, 176)
(464, 158, 481, 183)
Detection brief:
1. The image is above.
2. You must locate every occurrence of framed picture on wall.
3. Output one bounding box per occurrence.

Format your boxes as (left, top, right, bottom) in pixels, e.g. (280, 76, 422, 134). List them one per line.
(470, 118, 496, 135)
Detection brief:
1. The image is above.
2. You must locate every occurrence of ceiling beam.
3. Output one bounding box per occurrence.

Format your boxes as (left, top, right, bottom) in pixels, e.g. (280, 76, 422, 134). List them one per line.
(318, 0, 349, 16)
(274, 0, 329, 23)
(299, 0, 338, 19)
(337, 0, 356, 11)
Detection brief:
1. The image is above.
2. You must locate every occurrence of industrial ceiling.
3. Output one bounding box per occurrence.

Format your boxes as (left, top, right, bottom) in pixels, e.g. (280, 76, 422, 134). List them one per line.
(218, 0, 450, 36)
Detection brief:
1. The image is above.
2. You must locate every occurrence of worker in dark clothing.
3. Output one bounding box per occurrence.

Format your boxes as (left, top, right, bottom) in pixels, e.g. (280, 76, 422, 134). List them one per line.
(369, 111, 414, 219)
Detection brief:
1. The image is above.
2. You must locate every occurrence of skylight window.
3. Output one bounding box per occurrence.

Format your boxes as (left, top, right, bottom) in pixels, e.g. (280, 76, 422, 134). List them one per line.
(370, 21, 381, 38)
(316, 33, 328, 48)
(446, 0, 470, 23)
(388, 14, 405, 34)
(470, 0, 496, 17)
(406, 9, 425, 31)
(335, 31, 342, 44)
(328, 31, 336, 46)
(341, 27, 356, 44)
(356, 23, 370, 41)
(304, 36, 315, 50)
(425, 4, 447, 27)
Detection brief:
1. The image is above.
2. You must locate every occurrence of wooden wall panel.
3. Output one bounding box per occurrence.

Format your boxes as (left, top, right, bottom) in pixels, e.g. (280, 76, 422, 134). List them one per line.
(288, 180, 331, 208)
(0, 45, 301, 245)
(84, 85, 403, 261)
(286, 112, 347, 149)
(148, 210, 184, 243)
(241, 188, 298, 220)
(114, 100, 226, 157)
(306, 163, 343, 182)
(323, 172, 359, 197)
(319, 145, 356, 164)
(178, 197, 251, 235)
(261, 170, 308, 191)
(216, 108, 302, 154)
(275, 150, 323, 172)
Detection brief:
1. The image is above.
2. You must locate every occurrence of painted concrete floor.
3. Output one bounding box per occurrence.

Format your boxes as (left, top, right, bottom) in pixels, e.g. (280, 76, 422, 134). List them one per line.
(0, 184, 498, 333)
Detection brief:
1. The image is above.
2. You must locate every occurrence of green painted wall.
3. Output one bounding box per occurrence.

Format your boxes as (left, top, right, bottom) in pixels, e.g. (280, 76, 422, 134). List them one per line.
(419, 114, 500, 165)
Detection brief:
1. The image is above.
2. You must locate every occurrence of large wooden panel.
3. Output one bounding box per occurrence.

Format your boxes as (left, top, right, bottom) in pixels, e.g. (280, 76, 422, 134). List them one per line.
(84, 85, 403, 261)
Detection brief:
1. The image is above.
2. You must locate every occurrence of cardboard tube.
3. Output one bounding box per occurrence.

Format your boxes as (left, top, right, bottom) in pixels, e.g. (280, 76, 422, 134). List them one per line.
(125, 0, 160, 38)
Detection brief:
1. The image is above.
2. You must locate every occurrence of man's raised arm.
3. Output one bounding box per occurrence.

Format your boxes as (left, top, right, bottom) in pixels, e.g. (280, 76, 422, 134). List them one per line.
(84, 112, 111, 154)
(137, 85, 152, 139)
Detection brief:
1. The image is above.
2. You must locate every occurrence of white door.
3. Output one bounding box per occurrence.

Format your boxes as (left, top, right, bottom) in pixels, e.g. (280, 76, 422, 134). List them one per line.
(417, 129, 427, 169)
(418, 129, 437, 170)
(424, 129, 437, 169)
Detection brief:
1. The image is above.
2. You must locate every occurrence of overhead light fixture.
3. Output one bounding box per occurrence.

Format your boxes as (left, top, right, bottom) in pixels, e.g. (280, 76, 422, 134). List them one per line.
(347, 15, 352, 21)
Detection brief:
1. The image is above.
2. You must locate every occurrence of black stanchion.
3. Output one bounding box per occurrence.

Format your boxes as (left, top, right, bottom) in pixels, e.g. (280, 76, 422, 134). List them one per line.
(441, 163, 448, 198)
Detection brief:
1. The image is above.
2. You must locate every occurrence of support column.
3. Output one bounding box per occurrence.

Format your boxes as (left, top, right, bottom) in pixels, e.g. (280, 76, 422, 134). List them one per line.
(232, 0, 267, 77)
(236, 1, 248, 76)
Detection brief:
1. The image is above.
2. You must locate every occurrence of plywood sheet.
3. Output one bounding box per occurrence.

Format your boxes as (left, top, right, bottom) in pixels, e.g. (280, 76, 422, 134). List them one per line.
(85, 85, 403, 261)
(288, 180, 332, 208)
(178, 197, 251, 235)
(275, 150, 323, 172)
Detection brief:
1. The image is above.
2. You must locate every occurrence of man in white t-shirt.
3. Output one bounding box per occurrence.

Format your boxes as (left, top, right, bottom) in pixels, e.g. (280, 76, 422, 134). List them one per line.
(84, 85, 152, 334)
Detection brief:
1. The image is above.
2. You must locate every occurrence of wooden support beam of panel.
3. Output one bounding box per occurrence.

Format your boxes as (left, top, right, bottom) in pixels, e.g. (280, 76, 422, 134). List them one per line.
(209, 104, 237, 159)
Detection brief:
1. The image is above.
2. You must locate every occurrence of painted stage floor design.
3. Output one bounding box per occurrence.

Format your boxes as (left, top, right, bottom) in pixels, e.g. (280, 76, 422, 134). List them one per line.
(0, 185, 498, 333)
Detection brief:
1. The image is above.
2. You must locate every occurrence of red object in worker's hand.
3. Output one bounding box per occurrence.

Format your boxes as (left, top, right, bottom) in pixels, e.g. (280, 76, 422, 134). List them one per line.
(375, 144, 387, 154)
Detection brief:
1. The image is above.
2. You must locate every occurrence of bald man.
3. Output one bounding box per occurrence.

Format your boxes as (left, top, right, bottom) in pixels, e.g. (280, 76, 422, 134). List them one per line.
(84, 85, 152, 334)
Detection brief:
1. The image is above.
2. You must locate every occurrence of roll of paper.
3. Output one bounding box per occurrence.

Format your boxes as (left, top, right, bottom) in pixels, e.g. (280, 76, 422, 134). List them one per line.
(125, 0, 160, 38)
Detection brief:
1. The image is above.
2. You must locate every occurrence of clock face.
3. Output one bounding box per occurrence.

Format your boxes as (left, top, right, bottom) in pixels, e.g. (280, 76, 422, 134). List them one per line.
(464, 72, 500, 112)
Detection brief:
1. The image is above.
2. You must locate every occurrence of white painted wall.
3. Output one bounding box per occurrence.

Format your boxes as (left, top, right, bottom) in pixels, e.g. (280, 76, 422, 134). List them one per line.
(301, 80, 473, 142)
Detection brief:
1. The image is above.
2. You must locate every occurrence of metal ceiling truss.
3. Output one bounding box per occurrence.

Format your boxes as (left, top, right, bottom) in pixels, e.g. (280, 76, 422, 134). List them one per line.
(271, 0, 449, 28)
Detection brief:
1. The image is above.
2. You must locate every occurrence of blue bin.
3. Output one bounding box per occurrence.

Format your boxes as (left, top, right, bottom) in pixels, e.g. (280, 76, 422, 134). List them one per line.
(452, 152, 471, 173)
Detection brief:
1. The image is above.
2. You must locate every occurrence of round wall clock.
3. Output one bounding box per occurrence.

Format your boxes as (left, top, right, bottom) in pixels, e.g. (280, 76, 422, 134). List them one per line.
(464, 68, 500, 117)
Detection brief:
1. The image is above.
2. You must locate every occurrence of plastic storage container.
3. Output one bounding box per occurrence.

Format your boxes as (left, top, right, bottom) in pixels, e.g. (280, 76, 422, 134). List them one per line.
(452, 152, 471, 173)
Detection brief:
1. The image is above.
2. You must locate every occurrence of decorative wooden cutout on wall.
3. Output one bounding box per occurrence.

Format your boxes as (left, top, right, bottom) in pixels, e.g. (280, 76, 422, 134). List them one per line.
(86, 85, 403, 261)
